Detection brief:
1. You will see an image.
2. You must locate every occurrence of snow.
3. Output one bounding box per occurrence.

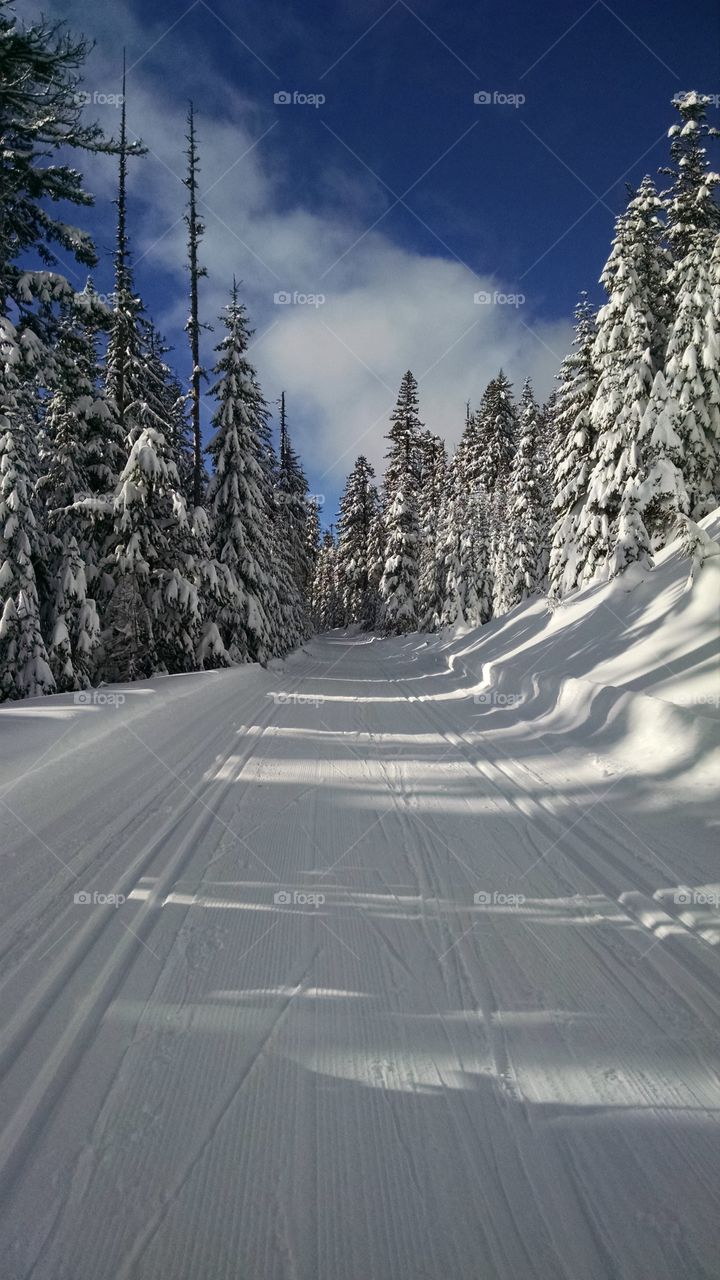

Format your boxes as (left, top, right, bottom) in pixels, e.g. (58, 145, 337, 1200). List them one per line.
(0, 518, 718, 1278)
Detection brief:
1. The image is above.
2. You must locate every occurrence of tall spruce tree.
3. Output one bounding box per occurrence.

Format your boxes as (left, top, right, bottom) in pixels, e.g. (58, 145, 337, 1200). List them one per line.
(107, 423, 199, 678)
(495, 379, 545, 611)
(575, 178, 669, 584)
(104, 54, 145, 438)
(336, 455, 379, 626)
(0, 4, 126, 698)
(437, 457, 492, 628)
(459, 372, 517, 495)
(548, 295, 598, 598)
(184, 102, 207, 509)
(311, 529, 340, 632)
(416, 431, 447, 630)
(384, 370, 423, 500)
(276, 391, 311, 639)
(658, 95, 720, 519)
(380, 374, 422, 633)
(206, 285, 275, 663)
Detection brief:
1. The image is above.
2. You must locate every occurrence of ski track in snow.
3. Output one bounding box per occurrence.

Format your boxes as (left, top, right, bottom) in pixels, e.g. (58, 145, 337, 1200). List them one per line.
(0, 630, 718, 1280)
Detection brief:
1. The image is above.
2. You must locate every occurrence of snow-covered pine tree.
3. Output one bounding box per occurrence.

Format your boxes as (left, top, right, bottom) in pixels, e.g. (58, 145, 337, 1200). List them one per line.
(311, 530, 340, 632)
(575, 178, 669, 584)
(384, 370, 423, 502)
(0, 4, 129, 698)
(363, 507, 386, 630)
(459, 372, 517, 495)
(547, 295, 598, 598)
(107, 424, 199, 679)
(416, 431, 447, 630)
(336, 455, 379, 626)
(0, 416, 54, 697)
(275, 391, 311, 641)
(659, 94, 720, 518)
(0, 3, 126, 316)
(46, 536, 100, 690)
(184, 101, 208, 509)
(304, 496, 322, 617)
(143, 322, 197, 506)
(36, 284, 120, 628)
(662, 90, 720, 263)
(636, 369, 689, 549)
(379, 470, 420, 634)
(380, 379, 423, 634)
(206, 285, 274, 663)
(496, 379, 545, 611)
(104, 54, 145, 436)
(437, 457, 492, 628)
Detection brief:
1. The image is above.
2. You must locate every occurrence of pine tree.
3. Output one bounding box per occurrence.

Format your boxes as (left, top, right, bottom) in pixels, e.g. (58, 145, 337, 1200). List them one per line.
(184, 102, 208, 510)
(548, 295, 598, 598)
(575, 179, 668, 584)
(379, 470, 420, 634)
(636, 369, 689, 548)
(37, 284, 120, 611)
(336, 455, 379, 626)
(304, 496, 322, 616)
(437, 459, 491, 628)
(276, 391, 311, 640)
(46, 536, 100, 690)
(0, 3, 126, 316)
(0, 418, 54, 697)
(206, 284, 274, 663)
(104, 54, 145, 437)
(496, 379, 545, 610)
(459, 372, 517, 495)
(0, 5, 129, 699)
(311, 530, 339, 632)
(662, 91, 720, 263)
(136, 321, 198, 501)
(364, 508, 386, 630)
(108, 425, 199, 678)
(380, 373, 423, 633)
(416, 432, 447, 630)
(384, 370, 423, 500)
(658, 91, 720, 519)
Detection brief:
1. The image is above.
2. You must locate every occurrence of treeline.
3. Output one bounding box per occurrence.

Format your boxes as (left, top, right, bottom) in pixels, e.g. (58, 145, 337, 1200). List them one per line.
(0, 2, 320, 700)
(314, 91, 720, 633)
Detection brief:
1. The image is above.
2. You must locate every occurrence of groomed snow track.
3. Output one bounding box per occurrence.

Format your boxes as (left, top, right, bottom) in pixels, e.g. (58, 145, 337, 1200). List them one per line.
(0, 618, 718, 1279)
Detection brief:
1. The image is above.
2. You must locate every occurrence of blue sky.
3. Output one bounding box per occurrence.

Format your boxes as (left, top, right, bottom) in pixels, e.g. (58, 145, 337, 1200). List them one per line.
(41, 0, 720, 522)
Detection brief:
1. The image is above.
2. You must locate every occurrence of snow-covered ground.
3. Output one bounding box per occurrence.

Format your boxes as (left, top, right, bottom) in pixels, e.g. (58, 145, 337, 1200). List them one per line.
(0, 519, 719, 1280)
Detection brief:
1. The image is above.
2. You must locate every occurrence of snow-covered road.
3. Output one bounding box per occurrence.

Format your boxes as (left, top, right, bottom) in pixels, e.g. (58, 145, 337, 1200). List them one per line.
(0, 630, 719, 1279)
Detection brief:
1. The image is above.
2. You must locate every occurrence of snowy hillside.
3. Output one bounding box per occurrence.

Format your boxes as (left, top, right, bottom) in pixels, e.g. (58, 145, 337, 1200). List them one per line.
(423, 509, 720, 790)
(0, 514, 718, 1280)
